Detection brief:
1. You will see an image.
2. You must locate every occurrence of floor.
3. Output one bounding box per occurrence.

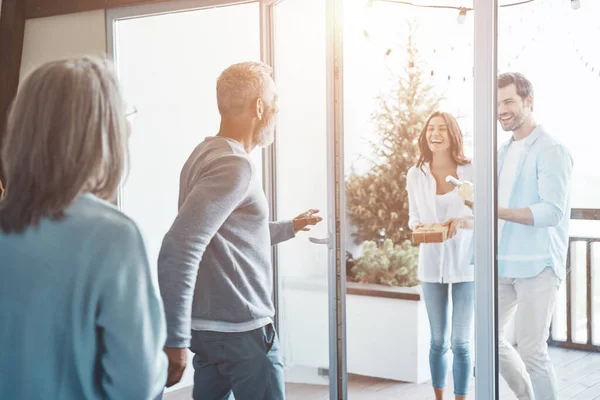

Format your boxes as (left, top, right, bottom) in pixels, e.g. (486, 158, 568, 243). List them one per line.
(164, 347, 600, 399)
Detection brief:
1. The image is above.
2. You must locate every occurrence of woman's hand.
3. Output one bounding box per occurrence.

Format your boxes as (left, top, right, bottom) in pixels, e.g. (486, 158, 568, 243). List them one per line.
(443, 218, 465, 239)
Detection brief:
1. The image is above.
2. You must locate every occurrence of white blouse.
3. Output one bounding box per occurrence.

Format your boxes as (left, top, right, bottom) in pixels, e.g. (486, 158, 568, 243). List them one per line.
(406, 163, 474, 283)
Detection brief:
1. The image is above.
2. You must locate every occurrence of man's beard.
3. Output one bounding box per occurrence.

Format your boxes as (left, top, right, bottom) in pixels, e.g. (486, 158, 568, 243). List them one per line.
(254, 117, 276, 148)
(499, 109, 526, 132)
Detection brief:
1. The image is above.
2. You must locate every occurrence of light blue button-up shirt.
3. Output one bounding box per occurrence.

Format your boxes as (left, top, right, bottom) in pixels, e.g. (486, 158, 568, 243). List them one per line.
(497, 125, 573, 280)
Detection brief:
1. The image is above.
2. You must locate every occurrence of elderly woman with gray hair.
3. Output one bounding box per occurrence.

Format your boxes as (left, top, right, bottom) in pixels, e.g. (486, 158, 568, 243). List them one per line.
(0, 57, 167, 400)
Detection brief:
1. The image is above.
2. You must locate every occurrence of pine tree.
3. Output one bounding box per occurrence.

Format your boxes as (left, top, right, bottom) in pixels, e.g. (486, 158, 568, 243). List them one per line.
(346, 27, 442, 246)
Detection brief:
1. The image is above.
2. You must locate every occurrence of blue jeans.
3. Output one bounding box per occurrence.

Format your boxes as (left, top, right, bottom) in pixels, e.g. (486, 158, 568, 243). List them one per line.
(190, 324, 285, 400)
(422, 282, 474, 396)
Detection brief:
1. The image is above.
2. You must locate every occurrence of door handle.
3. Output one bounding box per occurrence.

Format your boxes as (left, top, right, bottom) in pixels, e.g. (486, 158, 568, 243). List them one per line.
(309, 237, 329, 245)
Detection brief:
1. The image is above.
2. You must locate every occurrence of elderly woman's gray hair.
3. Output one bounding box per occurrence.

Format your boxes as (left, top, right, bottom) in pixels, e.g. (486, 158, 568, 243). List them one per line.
(0, 56, 129, 233)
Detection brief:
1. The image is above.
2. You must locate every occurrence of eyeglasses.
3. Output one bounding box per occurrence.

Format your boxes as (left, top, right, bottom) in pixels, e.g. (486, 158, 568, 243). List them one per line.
(125, 105, 138, 122)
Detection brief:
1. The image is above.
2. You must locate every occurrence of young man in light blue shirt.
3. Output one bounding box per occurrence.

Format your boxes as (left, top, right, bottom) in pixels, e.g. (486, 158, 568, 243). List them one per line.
(495, 73, 573, 400)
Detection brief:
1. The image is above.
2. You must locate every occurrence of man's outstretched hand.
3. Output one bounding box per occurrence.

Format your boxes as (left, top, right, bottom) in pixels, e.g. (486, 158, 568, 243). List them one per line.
(293, 209, 323, 233)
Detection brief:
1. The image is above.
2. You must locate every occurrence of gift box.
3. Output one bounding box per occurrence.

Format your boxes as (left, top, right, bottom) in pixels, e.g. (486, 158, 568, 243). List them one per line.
(411, 223, 449, 244)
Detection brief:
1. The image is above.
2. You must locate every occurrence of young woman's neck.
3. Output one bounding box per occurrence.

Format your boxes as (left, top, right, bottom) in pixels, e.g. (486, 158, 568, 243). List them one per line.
(430, 151, 455, 169)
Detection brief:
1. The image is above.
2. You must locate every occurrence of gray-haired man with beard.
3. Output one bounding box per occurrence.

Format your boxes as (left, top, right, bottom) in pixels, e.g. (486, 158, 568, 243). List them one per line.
(157, 62, 321, 400)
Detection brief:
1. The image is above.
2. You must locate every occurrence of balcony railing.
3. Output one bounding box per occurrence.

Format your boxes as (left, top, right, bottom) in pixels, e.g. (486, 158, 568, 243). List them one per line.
(550, 208, 600, 352)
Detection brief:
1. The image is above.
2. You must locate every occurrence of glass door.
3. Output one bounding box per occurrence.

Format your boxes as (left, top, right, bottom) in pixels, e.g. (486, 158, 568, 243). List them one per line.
(269, 0, 499, 398)
(266, 0, 342, 398)
(339, 0, 497, 398)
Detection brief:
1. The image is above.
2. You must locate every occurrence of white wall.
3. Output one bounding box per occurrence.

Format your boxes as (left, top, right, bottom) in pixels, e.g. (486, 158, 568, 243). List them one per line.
(19, 10, 106, 83)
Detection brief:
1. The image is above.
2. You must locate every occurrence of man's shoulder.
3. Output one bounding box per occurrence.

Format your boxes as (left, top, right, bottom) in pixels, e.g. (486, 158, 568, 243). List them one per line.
(185, 138, 253, 176)
(531, 125, 561, 145)
(528, 129, 573, 171)
(193, 137, 248, 161)
(533, 129, 571, 156)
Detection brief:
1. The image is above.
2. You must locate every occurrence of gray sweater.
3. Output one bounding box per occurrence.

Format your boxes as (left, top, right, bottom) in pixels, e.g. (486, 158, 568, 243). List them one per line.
(157, 137, 295, 348)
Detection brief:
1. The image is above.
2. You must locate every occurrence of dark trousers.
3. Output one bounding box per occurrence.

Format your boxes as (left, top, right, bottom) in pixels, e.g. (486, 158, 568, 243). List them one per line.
(190, 324, 285, 400)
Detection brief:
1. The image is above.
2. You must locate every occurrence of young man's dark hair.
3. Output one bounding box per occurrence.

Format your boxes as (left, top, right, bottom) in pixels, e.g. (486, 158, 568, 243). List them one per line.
(498, 72, 534, 110)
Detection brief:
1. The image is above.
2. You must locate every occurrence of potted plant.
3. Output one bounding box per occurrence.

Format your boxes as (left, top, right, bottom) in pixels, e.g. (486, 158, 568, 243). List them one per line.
(348, 239, 418, 287)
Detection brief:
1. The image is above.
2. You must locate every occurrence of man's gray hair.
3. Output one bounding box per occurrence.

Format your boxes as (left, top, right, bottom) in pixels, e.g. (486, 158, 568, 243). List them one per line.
(216, 61, 273, 118)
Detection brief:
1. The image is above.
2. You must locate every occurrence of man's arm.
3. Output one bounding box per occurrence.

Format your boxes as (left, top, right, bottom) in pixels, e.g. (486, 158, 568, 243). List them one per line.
(157, 155, 253, 349)
(499, 144, 572, 227)
(269, 209, 323, 246)
(269, 220, 295, 246)
(498, 207, 534, 225)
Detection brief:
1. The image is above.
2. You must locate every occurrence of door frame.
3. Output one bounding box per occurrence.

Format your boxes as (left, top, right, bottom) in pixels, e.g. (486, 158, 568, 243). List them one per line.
(262, 0, 345, 397)
(327, 0, 348, 397)
(473, 0, 499, 398)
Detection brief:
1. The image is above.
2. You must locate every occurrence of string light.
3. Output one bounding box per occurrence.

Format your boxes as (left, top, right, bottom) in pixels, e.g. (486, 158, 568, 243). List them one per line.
(367, 0, 581, 22)
(457, 8, 467, 24)
(372, 0, 597, 83)
(568, 28, 600, 76)
(372, 0, 539, 14)
(363, 1, 551, 45)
